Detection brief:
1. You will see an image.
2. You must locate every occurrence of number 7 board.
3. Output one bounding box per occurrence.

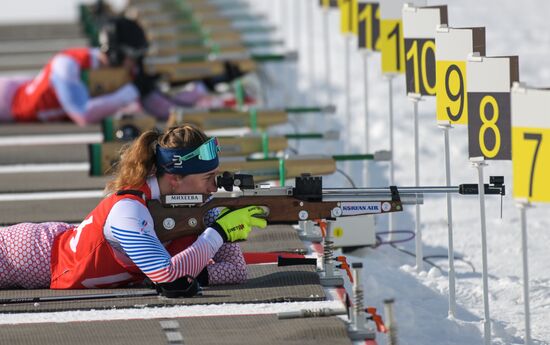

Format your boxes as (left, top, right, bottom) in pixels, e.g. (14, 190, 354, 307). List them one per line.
(511, 83, 550, 202)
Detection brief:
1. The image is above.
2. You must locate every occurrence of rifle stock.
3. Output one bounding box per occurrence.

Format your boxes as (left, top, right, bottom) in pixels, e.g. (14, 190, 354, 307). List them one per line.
(102, 107, 330, 142)
(149, 44, 248, 58)
(167, 107, 285, 130)
(149, 174, 408, 242)
(147, 29, 243, 44)
(85, 59, 255, 92)
(146, 58, 256, 83)
(85, 68, 133, 97)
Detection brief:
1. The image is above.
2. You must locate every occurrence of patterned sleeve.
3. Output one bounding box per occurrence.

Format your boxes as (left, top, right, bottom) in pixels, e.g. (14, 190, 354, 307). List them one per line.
(207, 243, 247, 285)
(105, 199, 223, 284)
(202, 208, 247, 285)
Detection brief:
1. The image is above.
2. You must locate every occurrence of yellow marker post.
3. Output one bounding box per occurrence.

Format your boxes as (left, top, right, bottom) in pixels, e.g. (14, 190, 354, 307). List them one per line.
(403, 4, 447, 284)
(512, 84, 550, 202)
(379, 0, 426, 239)
(357, 1, 381, 156)
(510, 82, 550, 345)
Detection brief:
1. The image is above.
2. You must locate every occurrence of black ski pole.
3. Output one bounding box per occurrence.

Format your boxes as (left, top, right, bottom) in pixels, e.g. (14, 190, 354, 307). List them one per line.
(0, 290, 159, 305)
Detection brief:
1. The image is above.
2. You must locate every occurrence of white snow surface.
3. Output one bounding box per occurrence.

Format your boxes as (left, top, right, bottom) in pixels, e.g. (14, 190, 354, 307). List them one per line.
(2, 0, 550, 344)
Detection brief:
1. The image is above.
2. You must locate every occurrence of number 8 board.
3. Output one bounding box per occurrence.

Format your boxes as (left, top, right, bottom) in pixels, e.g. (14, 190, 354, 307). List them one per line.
(467, 56, 519, 160)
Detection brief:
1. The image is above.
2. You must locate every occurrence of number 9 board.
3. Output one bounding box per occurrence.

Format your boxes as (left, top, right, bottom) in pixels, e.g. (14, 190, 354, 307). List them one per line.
(435, 26, 485, 124)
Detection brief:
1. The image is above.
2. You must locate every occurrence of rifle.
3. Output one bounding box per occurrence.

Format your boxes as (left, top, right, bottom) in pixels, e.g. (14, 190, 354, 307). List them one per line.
(100, 106, 335, 141)
(129, 0, 286, 59)
(148, 173, 506, 242)
(79, 3, 289, 85)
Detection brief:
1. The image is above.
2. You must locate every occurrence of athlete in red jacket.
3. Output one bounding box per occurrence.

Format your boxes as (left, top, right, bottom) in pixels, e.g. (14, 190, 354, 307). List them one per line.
(0, 17, 214, 126)
(0, 124, 266, 296)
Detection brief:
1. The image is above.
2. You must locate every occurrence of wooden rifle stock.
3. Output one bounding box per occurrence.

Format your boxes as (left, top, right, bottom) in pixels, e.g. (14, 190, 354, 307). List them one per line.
(149, 196, 341, 242)
(146, 58, 256, 83)
(167, 107, 284, 130)
(85, 68, 133, 97)
(149, 187, 404, 243)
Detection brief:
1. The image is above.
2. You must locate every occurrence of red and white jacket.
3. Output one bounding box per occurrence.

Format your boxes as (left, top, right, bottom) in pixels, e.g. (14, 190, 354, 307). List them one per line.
(10, 47, 139, 126)
(50, 180, 224, 289)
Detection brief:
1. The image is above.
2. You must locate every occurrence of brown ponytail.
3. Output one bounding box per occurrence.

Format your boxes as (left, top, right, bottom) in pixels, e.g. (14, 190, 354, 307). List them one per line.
(105, 124, 209, 194)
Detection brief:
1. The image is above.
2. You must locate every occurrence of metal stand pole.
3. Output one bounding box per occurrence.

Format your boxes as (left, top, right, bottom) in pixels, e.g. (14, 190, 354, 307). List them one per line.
(345, 34, 352, 138)
(362, 50, 370, 188)
(283, 0, 298, 106)
(471, 157, 491, 345)
(517, 199, 532, 345)
(387, 75, 395, 238)
(285, 0, 292, 49)
(294, 0, 302, 67)
(306, 0, 315, 99)
(363, 51, 370, 154)
(322, 8, 332, 105)
(409, 94, 423, 272)
(438, 120, 457, 318)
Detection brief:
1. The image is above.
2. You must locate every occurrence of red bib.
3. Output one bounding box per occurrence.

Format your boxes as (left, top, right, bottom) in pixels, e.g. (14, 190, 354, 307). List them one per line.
(50, 185, 151, 289)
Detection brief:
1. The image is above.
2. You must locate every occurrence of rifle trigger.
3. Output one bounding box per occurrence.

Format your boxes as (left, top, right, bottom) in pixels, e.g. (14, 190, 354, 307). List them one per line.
(389, 186, 401, 202)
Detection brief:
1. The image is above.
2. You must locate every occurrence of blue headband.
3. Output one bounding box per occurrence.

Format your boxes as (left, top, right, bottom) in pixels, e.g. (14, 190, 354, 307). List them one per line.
(155, 138, 220, 175)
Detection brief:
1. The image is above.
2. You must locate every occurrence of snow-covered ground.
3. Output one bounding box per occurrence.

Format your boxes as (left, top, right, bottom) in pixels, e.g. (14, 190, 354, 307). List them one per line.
(2, 0, 550, 344)
(256, 0, 550, 344)
(250, 0, 550, 344)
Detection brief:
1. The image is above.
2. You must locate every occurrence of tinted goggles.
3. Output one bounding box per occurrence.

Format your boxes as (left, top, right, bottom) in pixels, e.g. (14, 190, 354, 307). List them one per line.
(156, 137, 220, 175)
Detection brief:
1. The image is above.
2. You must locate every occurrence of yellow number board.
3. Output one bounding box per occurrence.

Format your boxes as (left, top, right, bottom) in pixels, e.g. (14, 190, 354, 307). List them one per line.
(511, 84, 550, 202)
(319, 0, 339, 8)
(339, 0, 358, 34)
(436, 61, 468, 123)
(435, 27, 486, 124)
(402, 5, 447, 96)
(357, 2, 380, 51)
(380, 19, 404, 73)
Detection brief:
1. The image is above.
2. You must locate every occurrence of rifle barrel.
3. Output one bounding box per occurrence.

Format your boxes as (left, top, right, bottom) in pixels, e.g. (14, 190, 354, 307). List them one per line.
(322, 186, 462, 194)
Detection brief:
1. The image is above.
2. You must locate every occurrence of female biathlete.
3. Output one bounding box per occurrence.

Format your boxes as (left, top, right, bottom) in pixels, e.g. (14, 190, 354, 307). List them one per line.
(0, 124, 266, 296)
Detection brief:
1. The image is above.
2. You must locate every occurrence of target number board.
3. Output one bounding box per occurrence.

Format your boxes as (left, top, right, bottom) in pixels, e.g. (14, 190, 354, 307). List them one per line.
(339, 0, 358, 34)
(511, 84, 550, 202)
(402, 5, 447, 96)
(435, 27, 485, 124)
(358, 2, 380, 51)
(466, 56, 519, 160)
(320, 0, 339, 8)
